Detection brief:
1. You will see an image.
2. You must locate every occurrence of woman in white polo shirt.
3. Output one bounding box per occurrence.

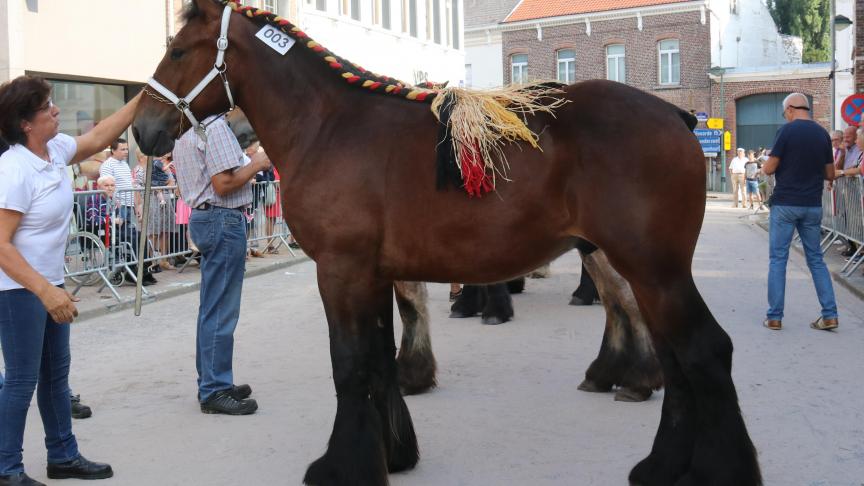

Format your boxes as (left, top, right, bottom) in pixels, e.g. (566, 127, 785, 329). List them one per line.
(0, 76, 140, 486)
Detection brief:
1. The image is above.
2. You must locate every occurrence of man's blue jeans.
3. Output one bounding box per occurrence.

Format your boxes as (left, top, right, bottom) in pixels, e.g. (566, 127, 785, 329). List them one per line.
(767, 205, 838, 321)
(189, 207, 247, 402)
(0, 288, 79, 475)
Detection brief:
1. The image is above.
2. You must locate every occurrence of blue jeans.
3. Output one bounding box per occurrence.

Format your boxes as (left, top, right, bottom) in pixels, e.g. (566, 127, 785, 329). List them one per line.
(767, 205, 838, 321)
(189, 207, 247, 402)
(0, 288, 79, 475)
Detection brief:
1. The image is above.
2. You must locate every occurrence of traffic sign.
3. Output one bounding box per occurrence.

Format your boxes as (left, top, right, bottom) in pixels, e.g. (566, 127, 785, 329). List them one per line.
(695, 112, 708, 122)
(724, 131, 732, 151)
(694, 128, 722, 154)
(707, 118, 724, 129)
(841, 94, 864, 127)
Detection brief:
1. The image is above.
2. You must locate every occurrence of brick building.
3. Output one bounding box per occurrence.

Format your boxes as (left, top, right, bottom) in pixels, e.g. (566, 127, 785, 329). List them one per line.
(858, 0, 864, 93)
(497, 0, 834, 190)
(501, 2, 712, 114)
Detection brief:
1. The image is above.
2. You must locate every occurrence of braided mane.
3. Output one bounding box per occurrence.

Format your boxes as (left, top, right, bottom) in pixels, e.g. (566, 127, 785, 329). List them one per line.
(217, 0, 440, 103)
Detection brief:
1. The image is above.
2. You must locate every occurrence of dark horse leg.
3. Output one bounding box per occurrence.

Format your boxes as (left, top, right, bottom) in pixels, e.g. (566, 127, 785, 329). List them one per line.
(576, 249, 663, 402)
(570, 262, 600, 305)
(394, 281, 437, 395)
(614, 268, 760, 485)
(304, 264, 418, 486)
(449, 283, 513, 325)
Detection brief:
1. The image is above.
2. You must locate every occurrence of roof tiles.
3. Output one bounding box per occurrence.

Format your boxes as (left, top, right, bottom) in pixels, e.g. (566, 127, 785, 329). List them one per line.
(504, 0, 689, 23)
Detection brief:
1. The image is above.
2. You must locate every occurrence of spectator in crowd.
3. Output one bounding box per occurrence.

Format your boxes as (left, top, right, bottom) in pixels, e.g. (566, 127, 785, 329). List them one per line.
(85, 175, 157, 286)
(842, 125, 862, 172)
(744, 150, 765, 211)
(134, 153, 176, 271)
(728, 148, 748, 208)
(173, 115, 270, 415)
(831, 130, 846, 170)
(98, 139, 139, 240)
(760, 93, 838, 332)
(835, 127, 863, 258)
(0, 75, 138, 484)
(246, 141, 267, 258)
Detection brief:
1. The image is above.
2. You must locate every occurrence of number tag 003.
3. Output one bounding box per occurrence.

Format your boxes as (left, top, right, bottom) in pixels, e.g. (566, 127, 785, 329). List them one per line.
(255, 24, 296, 55)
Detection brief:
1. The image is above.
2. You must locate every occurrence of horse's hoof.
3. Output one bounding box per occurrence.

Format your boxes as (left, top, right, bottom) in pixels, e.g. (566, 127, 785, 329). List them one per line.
(569, 295, 594, 306)
(481, 315, 508, 325)
(577, 379, 612, 393)
(615, 387, 653, 402)
(449, 310, 476, 318)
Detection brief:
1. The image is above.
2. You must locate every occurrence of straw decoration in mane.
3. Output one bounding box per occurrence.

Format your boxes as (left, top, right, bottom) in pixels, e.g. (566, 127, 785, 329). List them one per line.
(133, 1, 764, 484)
(182, 0, 569, 197)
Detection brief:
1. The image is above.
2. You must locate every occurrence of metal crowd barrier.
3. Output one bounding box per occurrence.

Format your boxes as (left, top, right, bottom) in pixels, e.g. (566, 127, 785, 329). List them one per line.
(64, 181, 294, 302)
(818, 177, 864, 276)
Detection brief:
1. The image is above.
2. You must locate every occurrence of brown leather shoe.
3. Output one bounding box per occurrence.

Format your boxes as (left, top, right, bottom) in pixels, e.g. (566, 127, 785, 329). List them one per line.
(811, 316, 838, 331)
(763, 319, 782, 330)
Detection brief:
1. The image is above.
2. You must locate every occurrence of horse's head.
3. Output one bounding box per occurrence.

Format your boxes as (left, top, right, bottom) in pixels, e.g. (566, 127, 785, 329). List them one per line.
(132, 0, 240, 155)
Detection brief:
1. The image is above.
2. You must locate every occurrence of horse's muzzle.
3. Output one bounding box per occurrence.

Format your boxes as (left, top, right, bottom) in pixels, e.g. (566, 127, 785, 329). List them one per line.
(132, 123, 176, 157)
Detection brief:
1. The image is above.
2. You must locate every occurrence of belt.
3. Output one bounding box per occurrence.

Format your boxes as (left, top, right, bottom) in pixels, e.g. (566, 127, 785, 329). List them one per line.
(194, 203, 241, 211)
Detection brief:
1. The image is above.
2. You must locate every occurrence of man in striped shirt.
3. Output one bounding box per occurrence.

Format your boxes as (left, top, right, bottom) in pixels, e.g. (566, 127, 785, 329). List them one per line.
(173, 116, 271, 416)
(98, 139, 139, 227)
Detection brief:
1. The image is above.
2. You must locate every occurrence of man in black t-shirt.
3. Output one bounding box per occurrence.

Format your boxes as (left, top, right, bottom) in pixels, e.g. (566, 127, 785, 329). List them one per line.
(761, 93, 838, 331)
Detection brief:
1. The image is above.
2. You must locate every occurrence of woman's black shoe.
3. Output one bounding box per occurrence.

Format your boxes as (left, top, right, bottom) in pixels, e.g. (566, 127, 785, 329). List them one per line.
(0, 473, 46, 486)
(47, 455, 113, 480)
(200, 390, 258, 415)
(149, 264, 162, 274)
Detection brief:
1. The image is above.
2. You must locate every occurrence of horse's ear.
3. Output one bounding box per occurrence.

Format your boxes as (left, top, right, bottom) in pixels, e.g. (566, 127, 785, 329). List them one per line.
(193, 0, 224, 20)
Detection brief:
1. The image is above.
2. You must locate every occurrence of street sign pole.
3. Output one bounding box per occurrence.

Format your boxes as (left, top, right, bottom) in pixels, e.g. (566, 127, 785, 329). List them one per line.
(719, 70, 726, 192)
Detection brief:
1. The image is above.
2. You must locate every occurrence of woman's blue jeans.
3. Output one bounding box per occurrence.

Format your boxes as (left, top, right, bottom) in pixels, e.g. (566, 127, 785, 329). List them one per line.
(767, 205, 838, 321)
(0, 287, 79, 475)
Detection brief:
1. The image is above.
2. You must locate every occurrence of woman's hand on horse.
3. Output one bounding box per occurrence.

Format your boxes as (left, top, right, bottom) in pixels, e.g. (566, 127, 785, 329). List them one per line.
(39, 285, 80, 324)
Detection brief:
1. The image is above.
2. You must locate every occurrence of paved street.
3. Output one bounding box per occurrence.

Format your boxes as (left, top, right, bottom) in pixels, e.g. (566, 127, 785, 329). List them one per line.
(13, 199, 864, 485)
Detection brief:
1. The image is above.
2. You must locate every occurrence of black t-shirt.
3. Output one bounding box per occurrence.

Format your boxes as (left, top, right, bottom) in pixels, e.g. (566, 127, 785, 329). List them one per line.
(770, 119, 832, 207)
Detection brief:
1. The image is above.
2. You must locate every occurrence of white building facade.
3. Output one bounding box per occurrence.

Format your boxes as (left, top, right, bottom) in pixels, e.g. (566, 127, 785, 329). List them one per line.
(0, 0, 464, 140)
(296, 0, 465, 86)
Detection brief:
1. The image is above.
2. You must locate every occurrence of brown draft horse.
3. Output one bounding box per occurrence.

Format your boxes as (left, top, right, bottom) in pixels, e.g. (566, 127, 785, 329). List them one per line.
(131, 1, 761, 484)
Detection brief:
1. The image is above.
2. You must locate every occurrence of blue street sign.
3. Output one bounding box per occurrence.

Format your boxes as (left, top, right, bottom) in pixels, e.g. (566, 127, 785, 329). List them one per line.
(694, 128, 722, 155)
(695, 111, 708, 122)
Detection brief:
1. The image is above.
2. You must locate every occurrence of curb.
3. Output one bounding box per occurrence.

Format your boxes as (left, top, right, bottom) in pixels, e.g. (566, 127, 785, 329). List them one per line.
(76, 256, 312, 321)
(753, 218, 864, 302)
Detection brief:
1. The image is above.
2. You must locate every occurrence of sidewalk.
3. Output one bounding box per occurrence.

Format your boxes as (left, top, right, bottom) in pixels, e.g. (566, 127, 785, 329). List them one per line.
(708, 190, 864, 301)
(68, 248, 310, 321)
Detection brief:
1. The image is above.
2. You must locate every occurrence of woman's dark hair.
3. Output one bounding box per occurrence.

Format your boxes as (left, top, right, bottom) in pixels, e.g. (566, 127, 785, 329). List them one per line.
(0, 76, 52, 145)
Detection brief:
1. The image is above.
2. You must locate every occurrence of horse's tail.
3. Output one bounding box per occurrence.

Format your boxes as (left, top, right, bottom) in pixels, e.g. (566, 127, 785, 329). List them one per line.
(678, 109, 698, 131)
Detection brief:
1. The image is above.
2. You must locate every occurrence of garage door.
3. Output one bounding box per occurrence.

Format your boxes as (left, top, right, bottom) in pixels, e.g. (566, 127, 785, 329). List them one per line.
(736, 93, 795, 152)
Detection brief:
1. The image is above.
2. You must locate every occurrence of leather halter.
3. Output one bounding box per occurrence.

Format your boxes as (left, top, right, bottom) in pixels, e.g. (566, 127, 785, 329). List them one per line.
(145, 5, 235, 142)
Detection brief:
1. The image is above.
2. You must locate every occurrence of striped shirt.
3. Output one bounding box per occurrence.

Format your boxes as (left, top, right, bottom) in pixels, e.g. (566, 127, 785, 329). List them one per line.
(99, 157, 135, 207)
(172, 116, 252, 209)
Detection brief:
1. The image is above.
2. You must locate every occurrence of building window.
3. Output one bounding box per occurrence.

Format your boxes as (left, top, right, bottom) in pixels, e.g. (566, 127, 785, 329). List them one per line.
(433, 0, 441, 44)
(465, 64, 472, 87)
(316, 0, 327, 10)
(445, 0, 452, 47)
(556, 49, 576, 84)
(511, 54, 528, 85)
(658, 39, 680, 85)
(426, 0, 433, 41)
(262, 0, 277, 13)
(606, 44, 625, 83)
(340, 0, 360, 20)
(406, 0, 417, 36)
(451, 0, 460, 49)
(382, 0, 391, 29)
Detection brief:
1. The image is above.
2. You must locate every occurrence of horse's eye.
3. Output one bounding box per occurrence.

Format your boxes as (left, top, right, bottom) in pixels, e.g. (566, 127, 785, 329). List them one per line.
(170, 48, 185, 61)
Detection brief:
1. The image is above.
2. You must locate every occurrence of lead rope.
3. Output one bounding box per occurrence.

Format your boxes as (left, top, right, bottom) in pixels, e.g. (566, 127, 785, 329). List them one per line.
(134, 156, 154, 316)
